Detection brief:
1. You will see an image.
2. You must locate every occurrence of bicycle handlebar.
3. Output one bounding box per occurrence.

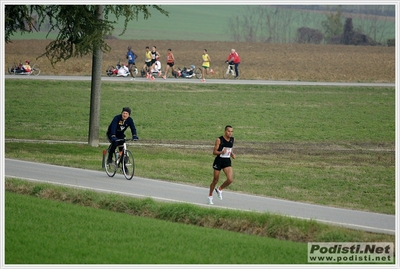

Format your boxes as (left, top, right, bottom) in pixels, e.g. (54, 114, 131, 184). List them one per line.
(113, 138, 136, 143)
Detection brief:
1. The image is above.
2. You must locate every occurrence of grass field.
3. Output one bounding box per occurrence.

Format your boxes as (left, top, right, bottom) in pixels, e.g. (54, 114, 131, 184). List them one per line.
(5, 180, 395, 264)
(4, 77, 395, 264)
(5, 80, 395, 215)
(5, 191, 308, 264)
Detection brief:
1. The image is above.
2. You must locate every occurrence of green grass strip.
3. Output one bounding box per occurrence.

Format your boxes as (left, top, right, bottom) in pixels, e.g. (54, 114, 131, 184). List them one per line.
(5, 178, 394, 264)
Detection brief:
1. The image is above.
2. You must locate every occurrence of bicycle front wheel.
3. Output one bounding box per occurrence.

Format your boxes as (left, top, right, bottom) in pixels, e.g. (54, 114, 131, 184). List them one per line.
(8, 64, 16, 75)
(31, 64, 40, 76)
(106, 66, 114, 76)
(195, 68, 202, 79)
(222, 66, 230, 79)
(105, 147, 117, 177)
(122, 150, 135, 180)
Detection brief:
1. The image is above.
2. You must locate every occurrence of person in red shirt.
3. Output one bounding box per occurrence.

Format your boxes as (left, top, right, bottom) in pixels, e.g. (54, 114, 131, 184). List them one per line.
(226, 49, 241, 78)
(162, 48, 177, 79)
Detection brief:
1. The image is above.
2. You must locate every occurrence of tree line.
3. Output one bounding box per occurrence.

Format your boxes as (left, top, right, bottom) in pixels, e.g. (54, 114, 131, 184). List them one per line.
(228, 6, 395, 46)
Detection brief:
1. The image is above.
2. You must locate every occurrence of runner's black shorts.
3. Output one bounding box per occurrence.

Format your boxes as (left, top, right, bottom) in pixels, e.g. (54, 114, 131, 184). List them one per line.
(213, 157, 231, 171)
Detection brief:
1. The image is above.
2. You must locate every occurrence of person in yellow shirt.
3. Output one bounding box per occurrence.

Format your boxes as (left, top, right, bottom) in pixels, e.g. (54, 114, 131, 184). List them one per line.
(201, 49, 214, 82)
(142, 46, 152, 77)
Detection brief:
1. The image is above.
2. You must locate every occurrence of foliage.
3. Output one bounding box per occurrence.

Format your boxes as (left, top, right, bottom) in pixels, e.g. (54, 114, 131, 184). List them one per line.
(4, 5, 43, 42)
(340, 18, 380, 46)
(4, 5, 169, 64)
(321, 8, 343, 42)
(342, 17, 355, 45)
(296, 27, 323, 44)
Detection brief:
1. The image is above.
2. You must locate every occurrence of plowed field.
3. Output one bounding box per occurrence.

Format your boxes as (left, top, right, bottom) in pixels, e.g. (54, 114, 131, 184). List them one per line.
(5, 39, 395, 83)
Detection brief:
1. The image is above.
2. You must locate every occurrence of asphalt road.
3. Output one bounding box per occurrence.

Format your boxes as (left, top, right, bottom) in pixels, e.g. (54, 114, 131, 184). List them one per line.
(5, 158, 395, 235)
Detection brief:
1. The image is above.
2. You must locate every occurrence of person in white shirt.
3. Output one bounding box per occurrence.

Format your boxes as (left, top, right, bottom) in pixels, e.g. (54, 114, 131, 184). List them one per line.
(149, 59, 162, 80)
(117, 64, 130, 77)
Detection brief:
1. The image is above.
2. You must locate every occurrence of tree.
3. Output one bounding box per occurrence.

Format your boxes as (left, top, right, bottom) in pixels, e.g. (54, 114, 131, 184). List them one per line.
(5, 5, 169, 146)
(296, 27, 323, 44)
(321, 7, 343, 43)
(342, 17, 355, 45)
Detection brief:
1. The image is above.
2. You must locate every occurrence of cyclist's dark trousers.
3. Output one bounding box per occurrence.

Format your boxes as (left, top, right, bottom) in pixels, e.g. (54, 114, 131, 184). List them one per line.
(234, 63, 240, 77)
(229, 61, 240, 77)
(107, 135, 124, 160)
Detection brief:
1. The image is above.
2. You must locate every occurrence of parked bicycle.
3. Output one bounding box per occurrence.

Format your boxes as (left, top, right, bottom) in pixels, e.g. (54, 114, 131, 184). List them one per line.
(222, 61, 241, 79)
(102, 138, 135, 180)
(8, 62, 40, 76)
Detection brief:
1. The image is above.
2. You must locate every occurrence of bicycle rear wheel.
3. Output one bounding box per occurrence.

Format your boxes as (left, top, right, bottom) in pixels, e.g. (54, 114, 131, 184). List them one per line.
(195, 68, 202, 79)
(122, 150, 135, 180)
(105, 147, 117, 177)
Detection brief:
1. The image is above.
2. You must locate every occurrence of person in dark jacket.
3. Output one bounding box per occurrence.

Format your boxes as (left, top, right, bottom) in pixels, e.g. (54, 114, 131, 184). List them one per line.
(106, 107, 139, 163)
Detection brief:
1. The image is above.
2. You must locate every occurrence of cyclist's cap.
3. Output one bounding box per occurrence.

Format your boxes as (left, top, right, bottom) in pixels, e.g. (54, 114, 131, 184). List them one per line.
(26, 60, 30, 64)
(122, 107, 131, 115)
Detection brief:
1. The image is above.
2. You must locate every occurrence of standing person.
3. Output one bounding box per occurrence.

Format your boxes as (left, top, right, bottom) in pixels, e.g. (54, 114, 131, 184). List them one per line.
(126, 46, 138, 80)
(148, 46, 160, 79)
(106, 107, 139, 164)
(143, 46, 152, 77)
(162, 48, 177, 79)
(208, 125, 236, 205)
(226, 48, 241, 78)
(201, 49, 214, 83)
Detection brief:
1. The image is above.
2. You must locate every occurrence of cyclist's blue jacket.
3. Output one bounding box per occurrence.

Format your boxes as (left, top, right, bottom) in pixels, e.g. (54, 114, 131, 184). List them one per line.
(107, 114, 137, 139)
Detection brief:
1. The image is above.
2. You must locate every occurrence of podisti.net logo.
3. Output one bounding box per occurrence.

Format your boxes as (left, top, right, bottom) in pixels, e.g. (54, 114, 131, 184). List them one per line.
(308, 242, 394, 263)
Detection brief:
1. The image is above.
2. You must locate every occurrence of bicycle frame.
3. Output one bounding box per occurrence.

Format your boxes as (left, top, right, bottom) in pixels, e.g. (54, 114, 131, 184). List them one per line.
(115, 141, 128, 165)
(223, 63, 236, 79)
(104, 138, 135, 180)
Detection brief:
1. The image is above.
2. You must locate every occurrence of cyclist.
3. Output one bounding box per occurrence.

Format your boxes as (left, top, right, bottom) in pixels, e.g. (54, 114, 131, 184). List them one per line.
(22, 60, 31, 73)
(126, 46, 138, 80)
(106, 107, 139, 164)
(225, 49, 241, 78)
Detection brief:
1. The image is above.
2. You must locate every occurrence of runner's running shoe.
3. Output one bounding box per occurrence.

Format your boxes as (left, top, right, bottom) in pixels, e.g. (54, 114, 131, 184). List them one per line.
(215, 188, 222, 200)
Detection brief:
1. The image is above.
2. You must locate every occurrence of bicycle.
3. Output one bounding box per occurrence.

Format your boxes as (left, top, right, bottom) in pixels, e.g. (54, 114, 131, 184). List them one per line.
(8, 62, 41, 76)
(175, 65, 202, 79)
(102, 138, 135, 180)
(106, 61, 137, 77)
(222, 61, 240, 79)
